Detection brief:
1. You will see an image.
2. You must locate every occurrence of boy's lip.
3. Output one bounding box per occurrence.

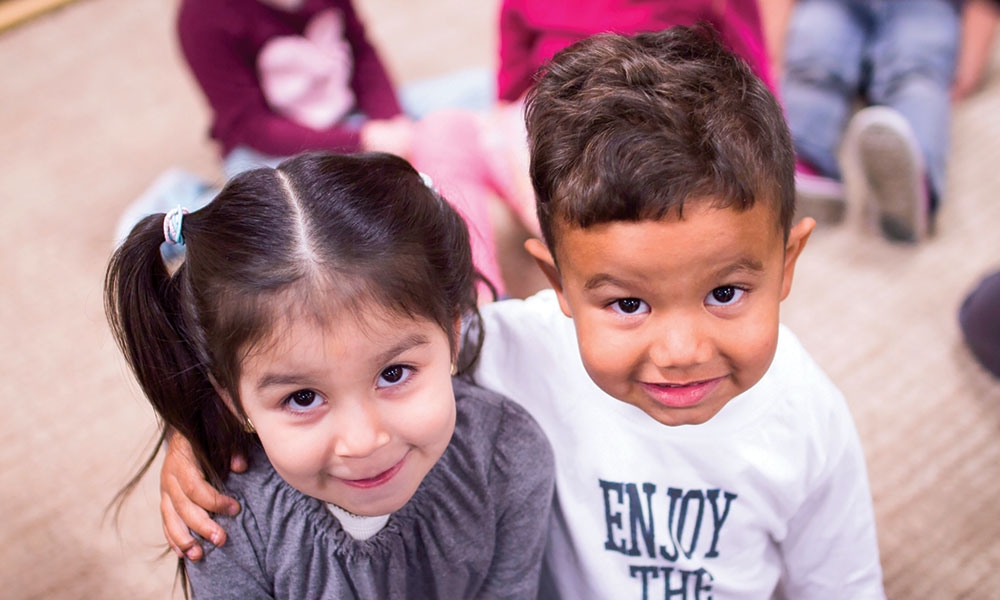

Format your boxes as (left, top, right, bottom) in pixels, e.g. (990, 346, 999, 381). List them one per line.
(340, 454, 408, 489)
(640, 377, 724, 409)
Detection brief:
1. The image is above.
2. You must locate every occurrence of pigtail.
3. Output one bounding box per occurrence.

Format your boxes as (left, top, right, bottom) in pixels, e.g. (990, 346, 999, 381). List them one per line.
(104, 213, 246, 514)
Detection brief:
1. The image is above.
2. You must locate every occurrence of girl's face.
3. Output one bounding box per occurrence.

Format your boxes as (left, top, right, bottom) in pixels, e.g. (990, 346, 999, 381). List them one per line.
(236, 307, 457, 516)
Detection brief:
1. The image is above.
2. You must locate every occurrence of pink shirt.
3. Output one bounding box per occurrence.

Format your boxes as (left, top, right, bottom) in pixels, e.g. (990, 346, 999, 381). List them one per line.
(178, 0, 401, 157)
(497, 0, 775, 102)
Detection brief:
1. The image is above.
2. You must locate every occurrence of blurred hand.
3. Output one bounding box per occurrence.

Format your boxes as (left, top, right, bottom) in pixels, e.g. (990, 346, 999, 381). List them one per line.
(361, 115, 415, 159)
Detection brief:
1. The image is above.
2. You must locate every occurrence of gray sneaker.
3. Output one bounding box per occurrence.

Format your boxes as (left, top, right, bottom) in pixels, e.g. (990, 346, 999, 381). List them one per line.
(842, 106, 929, 243)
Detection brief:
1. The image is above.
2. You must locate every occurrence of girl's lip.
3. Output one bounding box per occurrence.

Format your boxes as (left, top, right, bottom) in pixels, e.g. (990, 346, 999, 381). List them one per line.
(640, 377, 724, 409)
(341, 455, 407, 489)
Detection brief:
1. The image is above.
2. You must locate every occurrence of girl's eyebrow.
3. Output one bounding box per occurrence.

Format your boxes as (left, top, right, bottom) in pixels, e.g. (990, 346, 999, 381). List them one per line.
(372, 333, 431, 367)
(256, 371, 322, 390)
(254, 333, 432, 390)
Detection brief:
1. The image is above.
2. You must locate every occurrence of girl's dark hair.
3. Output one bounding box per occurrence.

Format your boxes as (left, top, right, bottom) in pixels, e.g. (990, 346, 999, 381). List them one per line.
(104, 152, 482, 584)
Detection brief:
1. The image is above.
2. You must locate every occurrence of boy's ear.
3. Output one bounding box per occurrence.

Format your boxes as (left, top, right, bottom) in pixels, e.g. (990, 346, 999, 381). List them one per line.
(524, 237, 573, 317)
(780, 217, 816, 301)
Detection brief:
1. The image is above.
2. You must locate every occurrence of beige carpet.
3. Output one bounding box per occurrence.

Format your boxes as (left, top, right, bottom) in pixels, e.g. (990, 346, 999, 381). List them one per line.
(2, 1, 998, 598)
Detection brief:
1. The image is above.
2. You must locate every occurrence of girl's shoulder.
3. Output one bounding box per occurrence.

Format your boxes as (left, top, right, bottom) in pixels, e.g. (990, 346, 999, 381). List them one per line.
(448, 376, 555, 486)
(451, 376, 551, 448)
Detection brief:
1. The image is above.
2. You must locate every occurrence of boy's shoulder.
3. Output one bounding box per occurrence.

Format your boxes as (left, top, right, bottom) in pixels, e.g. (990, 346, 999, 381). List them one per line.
(479, 289, 572, 349)
(754, 324, 852, 427)
(771, 325, 842, 398)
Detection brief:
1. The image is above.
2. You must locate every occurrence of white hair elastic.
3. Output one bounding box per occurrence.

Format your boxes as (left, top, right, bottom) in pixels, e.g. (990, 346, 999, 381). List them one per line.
(163, 206, 189, 245)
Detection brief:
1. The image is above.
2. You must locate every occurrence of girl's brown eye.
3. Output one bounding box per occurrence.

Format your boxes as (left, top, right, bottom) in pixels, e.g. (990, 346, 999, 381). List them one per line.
(288, 389, 317, 408)
(381, 366, 404, 383)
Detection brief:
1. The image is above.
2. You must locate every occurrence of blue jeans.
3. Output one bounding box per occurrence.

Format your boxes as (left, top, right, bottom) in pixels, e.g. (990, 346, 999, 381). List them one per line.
(781, 0, 959, 204)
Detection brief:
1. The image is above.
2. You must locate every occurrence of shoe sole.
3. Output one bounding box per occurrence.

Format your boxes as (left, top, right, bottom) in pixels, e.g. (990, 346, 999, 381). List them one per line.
(848, 107, 928, 243)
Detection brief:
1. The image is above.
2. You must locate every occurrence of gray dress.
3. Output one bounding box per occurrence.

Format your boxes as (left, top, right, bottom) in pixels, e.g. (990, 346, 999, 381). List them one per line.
(186, 377, 555, 599)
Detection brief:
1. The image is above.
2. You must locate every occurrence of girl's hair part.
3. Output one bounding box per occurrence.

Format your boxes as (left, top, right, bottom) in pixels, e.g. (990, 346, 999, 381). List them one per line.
(104, 152, 484, 589)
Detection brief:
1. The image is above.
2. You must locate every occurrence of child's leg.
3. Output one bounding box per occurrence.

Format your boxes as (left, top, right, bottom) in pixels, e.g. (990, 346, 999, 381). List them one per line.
(781, 0, 868, 180)
(408, 110, 506, 299)
(479, 100, 540, 239)
(866, 0, 960, 208)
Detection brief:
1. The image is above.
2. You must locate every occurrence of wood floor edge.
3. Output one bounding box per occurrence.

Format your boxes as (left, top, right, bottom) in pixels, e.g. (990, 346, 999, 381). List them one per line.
(0, 0, 81, 34)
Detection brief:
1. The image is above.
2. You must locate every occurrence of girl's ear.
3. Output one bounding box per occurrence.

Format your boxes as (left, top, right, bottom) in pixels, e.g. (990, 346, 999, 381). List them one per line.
(781, 217, 816, 301)
(451, 315, 463, 364)
(209, 376, 240, 418)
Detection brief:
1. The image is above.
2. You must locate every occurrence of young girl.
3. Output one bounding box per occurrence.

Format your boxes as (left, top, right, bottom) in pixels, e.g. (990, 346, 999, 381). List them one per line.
(105, 152, 554, 598)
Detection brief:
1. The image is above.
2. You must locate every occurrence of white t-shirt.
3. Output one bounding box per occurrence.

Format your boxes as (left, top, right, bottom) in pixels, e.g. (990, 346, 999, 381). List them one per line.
(475, 290, 885, 600)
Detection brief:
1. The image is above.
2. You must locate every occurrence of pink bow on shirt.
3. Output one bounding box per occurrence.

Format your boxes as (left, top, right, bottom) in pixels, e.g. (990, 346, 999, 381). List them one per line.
(257, 9, 356, 130)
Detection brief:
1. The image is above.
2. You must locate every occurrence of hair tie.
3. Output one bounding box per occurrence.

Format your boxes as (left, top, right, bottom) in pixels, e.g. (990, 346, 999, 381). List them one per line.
(418, 171, 435, 191)
(163, 206, 189, 246)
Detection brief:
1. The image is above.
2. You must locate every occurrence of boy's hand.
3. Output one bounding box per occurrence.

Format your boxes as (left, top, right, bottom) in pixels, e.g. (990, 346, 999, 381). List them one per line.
(160, 431, 244, 560)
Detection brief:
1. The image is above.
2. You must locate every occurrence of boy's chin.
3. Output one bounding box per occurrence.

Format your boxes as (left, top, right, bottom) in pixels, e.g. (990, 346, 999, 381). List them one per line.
(595, 379, 735, 427)
(616, 393, 733, 427)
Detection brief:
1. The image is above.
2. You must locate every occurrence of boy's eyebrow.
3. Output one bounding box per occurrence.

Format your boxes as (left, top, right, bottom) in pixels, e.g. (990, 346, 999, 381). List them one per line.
(254, 333, 431, 390)
(583, 258, 766, 292)
(583, 273, 631, 291)
(714, 258, 766, 278)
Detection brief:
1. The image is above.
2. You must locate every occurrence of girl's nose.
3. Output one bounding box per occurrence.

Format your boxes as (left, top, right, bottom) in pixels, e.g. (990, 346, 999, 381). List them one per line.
(333, 402, 391, 458)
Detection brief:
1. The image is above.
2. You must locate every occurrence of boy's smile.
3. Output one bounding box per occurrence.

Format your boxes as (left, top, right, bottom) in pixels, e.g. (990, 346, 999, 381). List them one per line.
(529, 202, 813, 427)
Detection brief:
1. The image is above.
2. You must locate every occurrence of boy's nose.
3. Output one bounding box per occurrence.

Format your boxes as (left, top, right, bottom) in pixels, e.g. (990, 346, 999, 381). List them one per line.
(648, 319, 713, 369)
(333, 402, 391, 458)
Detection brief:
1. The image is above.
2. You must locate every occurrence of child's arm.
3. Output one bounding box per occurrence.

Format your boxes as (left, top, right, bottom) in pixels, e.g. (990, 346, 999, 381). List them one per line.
(478, 399, 556, 598)
(952, 0, 1000, 101)
(758, 0, 797, 79)
(160, 430, 243, 561)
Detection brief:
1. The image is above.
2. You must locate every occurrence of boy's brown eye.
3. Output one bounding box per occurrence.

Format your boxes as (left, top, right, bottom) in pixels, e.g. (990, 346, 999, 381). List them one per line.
(712, 287, 736, 304)
(706, 286, 745, 307)
(617, 298, 642, 313)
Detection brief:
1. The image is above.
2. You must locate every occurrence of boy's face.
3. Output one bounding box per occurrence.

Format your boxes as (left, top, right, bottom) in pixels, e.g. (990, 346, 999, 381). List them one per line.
(528, 201, 814, 427)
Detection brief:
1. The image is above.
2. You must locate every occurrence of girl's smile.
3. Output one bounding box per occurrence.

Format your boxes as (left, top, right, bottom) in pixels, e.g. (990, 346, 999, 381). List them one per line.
(337, 452, 409, 489)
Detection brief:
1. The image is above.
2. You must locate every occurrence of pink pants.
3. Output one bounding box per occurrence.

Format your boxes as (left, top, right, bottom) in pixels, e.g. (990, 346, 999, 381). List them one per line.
(408, 103, 536, 299)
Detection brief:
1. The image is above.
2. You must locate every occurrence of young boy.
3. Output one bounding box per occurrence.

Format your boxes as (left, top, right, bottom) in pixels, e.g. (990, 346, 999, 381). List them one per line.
(157, 26, 885, 598)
